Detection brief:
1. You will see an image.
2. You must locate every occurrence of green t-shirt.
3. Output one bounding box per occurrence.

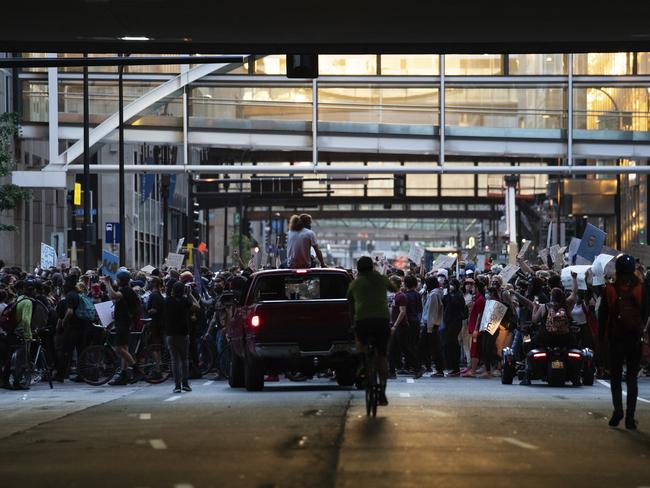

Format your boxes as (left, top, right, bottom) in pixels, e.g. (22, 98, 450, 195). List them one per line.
(346, 271, 391, 321)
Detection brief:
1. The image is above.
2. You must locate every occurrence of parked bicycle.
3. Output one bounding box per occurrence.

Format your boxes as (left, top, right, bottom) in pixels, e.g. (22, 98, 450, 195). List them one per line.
(9, 330, 53, 389)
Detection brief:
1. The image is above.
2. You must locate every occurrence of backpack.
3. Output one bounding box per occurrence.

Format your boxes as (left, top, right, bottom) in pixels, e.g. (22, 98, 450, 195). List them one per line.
(545, 304, 570, 335)
(612, 283, 642, 336)
(75, 294, 97, 322)
(29, 298, 50, 332)
(0, 299, 21, 333)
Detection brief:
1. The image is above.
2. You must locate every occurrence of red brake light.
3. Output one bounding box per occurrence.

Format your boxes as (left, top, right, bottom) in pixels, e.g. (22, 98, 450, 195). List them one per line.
(533, 352, 547, 359)
(296, 269, 308, 274)
(568, 352, 582, 359)
(250, 315, 261, 328)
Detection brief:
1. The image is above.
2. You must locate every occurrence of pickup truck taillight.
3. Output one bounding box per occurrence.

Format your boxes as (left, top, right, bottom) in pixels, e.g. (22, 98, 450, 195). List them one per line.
(250, 315, 261, 328)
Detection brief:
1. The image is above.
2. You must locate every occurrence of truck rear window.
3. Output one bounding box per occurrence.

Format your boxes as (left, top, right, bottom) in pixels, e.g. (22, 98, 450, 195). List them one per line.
(251, 274, 349, 302)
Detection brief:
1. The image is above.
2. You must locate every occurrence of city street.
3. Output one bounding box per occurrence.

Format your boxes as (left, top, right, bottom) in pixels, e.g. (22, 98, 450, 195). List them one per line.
(1, 376, 649, 488)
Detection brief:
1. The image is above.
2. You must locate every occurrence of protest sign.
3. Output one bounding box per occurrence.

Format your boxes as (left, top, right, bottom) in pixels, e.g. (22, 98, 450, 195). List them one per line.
(40, 243, 57, 269)
(141, 265, 155, 275)
(479, 300, 508, 335)
(561, 265, 591, 291)
(408, 244, 425, 264)
(431, 255, 456, 271)
(94, 300, 114, 328)
(499, 264, 520, 284)
(101, 250, 119, 279)
(538, 247, 550, 266)
(517, 241, 531, 260)
(165, 252, 184, 270)
(476, 255, 486, 272)
(577, 224, 606, 264)
(591, 254, 615, 286)
(57, 255, 70, 269)
(176, 237, 185, 254)
(567, 237, 581, 265)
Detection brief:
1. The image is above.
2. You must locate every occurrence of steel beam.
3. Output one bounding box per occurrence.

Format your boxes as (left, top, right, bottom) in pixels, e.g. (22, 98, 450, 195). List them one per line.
(0, 55, 244, 69)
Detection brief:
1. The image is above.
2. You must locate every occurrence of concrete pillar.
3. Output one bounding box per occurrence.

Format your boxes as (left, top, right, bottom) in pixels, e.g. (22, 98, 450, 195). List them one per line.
(505, 175, 519, 264)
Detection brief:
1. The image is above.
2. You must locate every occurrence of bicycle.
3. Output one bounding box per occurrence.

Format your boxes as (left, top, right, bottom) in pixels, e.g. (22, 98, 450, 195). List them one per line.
(77, 320, 171, 386)
(9, 331, 53, 390)
(364, 343, 381, 418)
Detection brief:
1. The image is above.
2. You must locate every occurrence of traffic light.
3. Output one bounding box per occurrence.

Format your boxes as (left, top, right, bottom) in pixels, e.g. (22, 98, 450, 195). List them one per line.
(191, 201, 201, 245)
(243, 218, 252, 238)
(394, 174, 406, 197)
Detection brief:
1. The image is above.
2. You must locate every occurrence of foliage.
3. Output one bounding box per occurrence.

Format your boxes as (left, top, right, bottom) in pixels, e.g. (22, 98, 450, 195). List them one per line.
(231, 234, 252, 265)
(0, 112, 29, 232)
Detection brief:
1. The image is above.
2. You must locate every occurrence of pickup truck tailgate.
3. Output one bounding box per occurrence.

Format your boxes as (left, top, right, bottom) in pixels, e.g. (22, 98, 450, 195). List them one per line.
(252, 299, 352, 351)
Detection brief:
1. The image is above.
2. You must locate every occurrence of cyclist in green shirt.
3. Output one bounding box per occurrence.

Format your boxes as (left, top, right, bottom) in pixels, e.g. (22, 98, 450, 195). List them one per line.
(347, 256, 394, 405)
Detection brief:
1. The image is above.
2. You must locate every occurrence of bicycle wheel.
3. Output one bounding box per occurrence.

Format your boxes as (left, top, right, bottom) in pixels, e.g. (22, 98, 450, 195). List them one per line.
(371, 379, 379, 418)
(138, 344, 171, 384)
(197, 339, 215, 375)
(34, 353, 53, 389)
(77, 345, 119, 386)
(10, 348, 32, 389)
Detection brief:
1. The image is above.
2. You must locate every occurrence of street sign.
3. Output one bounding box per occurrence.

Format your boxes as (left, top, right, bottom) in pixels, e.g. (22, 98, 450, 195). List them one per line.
(73, 208, 97, 217)
(105, 222, 120, 244)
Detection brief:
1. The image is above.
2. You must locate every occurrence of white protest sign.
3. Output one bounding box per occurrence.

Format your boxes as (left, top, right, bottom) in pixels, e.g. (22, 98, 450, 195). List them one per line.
(499, 264, 520, 284)
(57, 255, 70, 269)
(561, 265, 591, 291)
(567, 237, 581, 264)
(479, 300, 508, 336)
(408, 244, 425, 264)
(517, 241, 531, 260)
(538, 247, 550, 265)
(591, 254, 615, 286)
(175, 237, 185, 254)
(431, 255, 456, 271)
(140, 265, 155, 275)
(165, 252, 185, 270)
(476, 255, 486, 272)
(94, 300, 114, 328)
(40, 243, 57, 269)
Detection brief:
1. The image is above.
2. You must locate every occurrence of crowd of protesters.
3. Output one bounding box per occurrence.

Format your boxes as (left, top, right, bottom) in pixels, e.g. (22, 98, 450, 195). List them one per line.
(1, 215, 649, 428)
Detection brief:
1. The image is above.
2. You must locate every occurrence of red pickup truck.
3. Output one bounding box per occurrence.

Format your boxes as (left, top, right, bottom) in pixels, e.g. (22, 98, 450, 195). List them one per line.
(227, 268, 358, 391)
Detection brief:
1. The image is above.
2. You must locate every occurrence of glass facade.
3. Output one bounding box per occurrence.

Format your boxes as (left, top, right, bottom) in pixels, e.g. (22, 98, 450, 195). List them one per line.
(445, 54, 502, 75)
(509, 54, 566, 75)
(319, 55, 377, 75)
(573, 52, 634, 75)
(380, 55, 438, 75)
(573, 87, 650, 131)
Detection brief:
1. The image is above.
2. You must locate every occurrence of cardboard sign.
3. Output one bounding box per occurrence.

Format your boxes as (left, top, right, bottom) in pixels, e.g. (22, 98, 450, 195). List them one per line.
(567, 237, 581, 265)
(165, 252, 185, 270)
(476, 254, 486, 272)
(577, 224, 606, 264)
(408, 244, 425, 264)
(176, 237, 185, 254)
(101, 250, 119, 279)
(141, 265, 156, 275)
(94, 300, 114, 328)
(561, 265, 591, 291)
(517, 241, 531, 260)
(499, 264, 520, 284)
(431, 255, 456, 271)
(479, 300, 508, 336)
(40, 243, 57, 269)
(591, 254, 615, 286)
(538, 247, 550, 266)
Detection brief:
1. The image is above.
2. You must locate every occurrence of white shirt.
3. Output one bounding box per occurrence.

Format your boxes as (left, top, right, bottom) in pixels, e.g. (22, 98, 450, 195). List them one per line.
(287, 228, 318, 268)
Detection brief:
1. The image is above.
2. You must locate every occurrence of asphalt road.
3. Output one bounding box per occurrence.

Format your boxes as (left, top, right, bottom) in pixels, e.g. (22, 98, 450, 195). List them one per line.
(1, 374, 649, 488)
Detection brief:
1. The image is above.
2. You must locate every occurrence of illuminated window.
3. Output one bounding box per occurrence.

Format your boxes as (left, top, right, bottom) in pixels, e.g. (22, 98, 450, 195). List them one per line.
(638, 53, 650, 74)
(573, 87, 650, 131)
(445, 54, 502, 75)
(509, 54, 566, 75)
(255, 55, 286, 75)
(319, 55, 377, 75)
(573, 53, 633, 75)
(380, 55, 438, 75)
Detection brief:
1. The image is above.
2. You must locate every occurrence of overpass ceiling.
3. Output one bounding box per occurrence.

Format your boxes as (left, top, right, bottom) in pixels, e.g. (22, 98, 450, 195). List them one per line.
(3, 1, 650, 54)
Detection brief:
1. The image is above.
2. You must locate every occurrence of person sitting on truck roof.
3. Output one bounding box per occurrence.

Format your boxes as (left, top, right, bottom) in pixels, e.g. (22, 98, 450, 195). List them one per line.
(286, 214, 326, 269)
(347, 256, 394, 406)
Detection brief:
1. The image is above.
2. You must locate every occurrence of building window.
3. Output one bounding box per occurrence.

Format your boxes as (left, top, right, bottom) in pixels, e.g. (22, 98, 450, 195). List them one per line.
(638, 53, 650, 75)
(573, 53, 634, 75)
(380, 55, 439, 75)
(445, 54, 503, 75)
(319, 55, 377, 75)
(508, 54, 566, 75)
(573, 87, 650, 131)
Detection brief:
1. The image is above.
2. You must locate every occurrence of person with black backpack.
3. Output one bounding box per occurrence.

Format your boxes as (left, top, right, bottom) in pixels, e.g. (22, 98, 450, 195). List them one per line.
(600, 254, 648, 430)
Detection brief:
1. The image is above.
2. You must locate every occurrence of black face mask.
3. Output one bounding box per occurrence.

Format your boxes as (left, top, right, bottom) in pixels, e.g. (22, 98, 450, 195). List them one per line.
(303, 222, 311, 229)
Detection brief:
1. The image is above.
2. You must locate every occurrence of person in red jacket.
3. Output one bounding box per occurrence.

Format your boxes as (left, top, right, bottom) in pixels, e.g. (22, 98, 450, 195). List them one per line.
(600, 254, 648, 430)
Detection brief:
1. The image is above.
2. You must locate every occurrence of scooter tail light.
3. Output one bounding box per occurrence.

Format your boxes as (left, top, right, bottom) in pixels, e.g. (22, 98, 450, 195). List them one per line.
(568, 352, 582, 359)
(532, 352, 547, 359)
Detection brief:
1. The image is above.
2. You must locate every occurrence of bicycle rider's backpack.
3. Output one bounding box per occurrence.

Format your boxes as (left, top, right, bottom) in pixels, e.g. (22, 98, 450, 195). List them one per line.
(28, 298, 50, 332)
(612, 282, 642, 336)
(0, 299, 20, 333)
(75, 294, 97, 322)
(545, 304, 570, 335)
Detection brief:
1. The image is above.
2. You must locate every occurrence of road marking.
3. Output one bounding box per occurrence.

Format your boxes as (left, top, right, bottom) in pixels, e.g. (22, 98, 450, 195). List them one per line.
(149, 439, 167, 450)
(202, 381, 214, 386)
(500, 437, 539, 450)
(174, 484, 194, 488)
(597, 379, 650, 404)
(164, 396, 182, 402)
(406, 378, 415, 384)
(399, 392, 411, 398)
(139, 413, 151, 420)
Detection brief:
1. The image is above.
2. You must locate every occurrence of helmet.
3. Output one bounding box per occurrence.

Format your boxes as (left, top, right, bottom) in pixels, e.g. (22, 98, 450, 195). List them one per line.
(615, 254, 635, 274)
(116, 269, 131, 282)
